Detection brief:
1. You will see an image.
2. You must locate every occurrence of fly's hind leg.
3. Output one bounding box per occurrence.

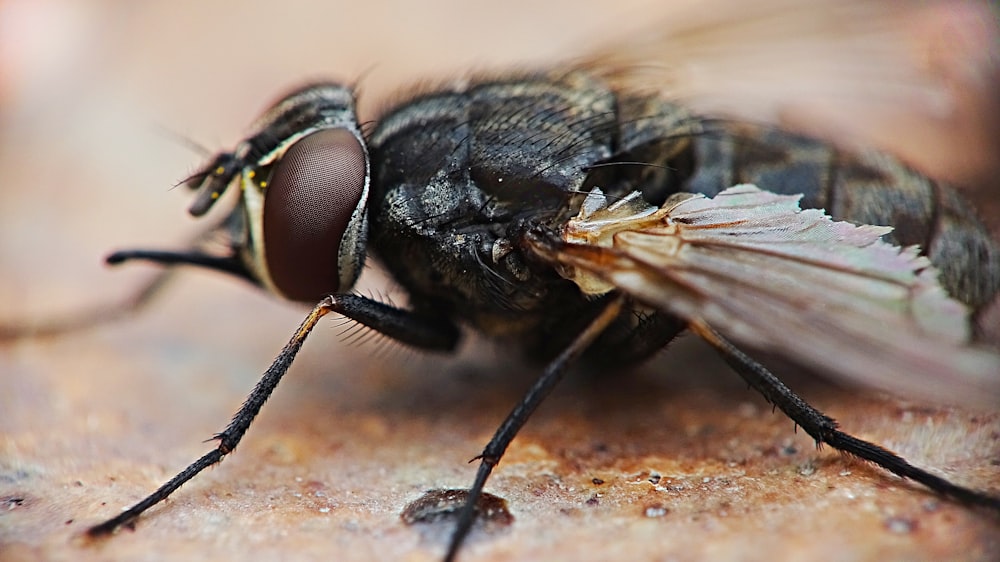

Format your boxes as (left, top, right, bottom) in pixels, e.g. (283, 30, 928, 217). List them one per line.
(689, 319, 1000, 512)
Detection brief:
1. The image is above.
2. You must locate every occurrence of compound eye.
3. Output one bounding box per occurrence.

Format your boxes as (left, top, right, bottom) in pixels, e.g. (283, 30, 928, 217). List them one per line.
(263, 128, 368, 301)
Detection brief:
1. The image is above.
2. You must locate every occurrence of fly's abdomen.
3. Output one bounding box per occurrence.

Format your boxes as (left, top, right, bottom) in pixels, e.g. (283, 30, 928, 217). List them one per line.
(683, 127, 1000, 324)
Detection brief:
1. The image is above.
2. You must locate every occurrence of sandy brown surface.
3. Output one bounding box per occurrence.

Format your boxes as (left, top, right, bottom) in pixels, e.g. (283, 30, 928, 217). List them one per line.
(2, 2, 999, 561)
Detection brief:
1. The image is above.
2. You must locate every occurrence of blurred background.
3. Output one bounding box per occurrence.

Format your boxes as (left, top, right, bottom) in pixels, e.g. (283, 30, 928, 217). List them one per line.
(1, 1, 998, 561)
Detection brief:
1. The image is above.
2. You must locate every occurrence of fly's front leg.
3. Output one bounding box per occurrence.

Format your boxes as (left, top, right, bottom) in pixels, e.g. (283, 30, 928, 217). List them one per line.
(0, 220, 246, 342)
(0, 249, 227, 342)
(689, 320, 1000, 512)
(0, 266, 177, 341)
(87, 294, 459, 537)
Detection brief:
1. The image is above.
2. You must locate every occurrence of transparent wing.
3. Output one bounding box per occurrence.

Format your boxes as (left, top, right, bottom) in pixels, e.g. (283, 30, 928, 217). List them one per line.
(529, 185, 1000, 407)
(581, 0, 1000, 185)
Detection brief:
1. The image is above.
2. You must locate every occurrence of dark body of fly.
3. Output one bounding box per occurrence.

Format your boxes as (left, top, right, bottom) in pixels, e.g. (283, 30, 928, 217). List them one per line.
(79, 70, 1000, 560)
(368, 70, 1000, 356)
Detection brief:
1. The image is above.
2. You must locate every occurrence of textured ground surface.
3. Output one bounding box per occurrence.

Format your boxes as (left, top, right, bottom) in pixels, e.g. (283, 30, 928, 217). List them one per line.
(2, 2, 999, 561)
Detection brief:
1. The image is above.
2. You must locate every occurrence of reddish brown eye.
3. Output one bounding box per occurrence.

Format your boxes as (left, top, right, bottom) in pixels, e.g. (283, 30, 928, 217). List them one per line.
(263, 128, 368, 301)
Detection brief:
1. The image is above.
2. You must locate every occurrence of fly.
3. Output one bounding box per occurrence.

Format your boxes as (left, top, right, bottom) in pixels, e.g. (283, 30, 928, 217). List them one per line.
(6, 1, 1000, 561)
(79, 68, 1000, 560)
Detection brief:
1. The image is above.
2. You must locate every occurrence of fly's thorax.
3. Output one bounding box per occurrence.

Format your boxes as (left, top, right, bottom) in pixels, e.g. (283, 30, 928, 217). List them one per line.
(364, 72, 714, 335)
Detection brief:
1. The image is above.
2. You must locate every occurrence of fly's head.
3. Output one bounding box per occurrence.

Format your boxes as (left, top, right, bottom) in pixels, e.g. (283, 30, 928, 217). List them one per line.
(186, 83, 371, 303)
